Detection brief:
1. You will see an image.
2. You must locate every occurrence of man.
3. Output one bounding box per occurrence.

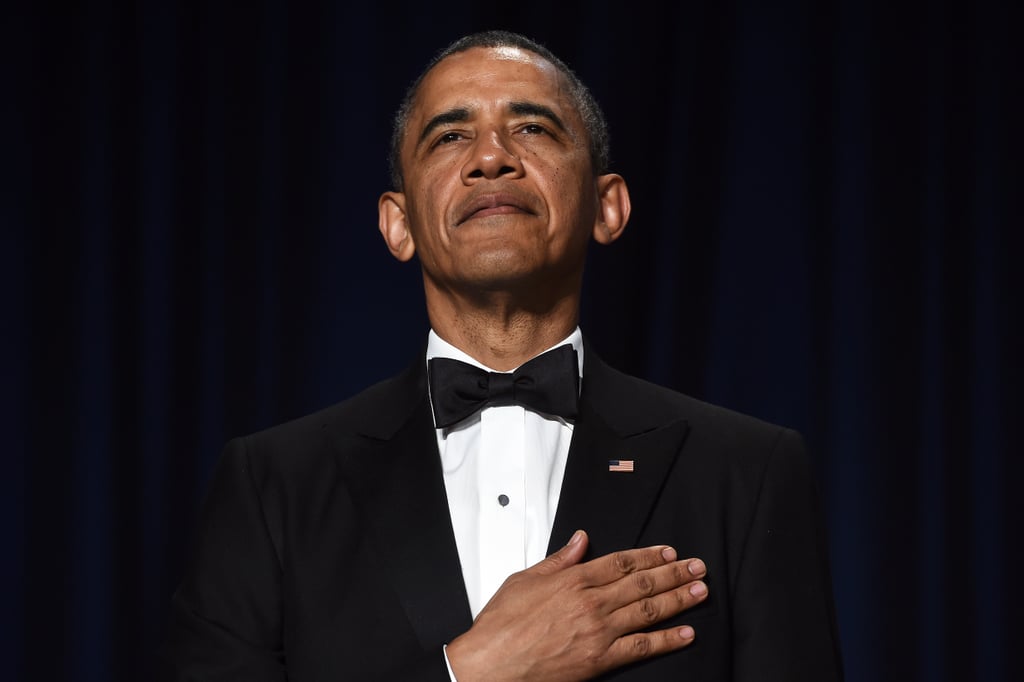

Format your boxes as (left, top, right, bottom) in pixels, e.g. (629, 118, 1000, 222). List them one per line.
(160, 31, 842, 681)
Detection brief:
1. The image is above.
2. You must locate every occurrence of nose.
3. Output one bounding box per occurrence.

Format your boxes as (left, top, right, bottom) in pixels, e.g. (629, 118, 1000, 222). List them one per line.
(461, 131, 524, 183)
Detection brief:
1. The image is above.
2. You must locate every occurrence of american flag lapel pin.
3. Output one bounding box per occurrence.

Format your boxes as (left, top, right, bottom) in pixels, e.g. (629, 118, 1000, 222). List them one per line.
(608, 459, 634, 472)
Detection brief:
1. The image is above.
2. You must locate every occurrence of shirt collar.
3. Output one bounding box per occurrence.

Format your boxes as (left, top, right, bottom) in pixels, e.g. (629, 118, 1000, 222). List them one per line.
(425, 327, 585, 381)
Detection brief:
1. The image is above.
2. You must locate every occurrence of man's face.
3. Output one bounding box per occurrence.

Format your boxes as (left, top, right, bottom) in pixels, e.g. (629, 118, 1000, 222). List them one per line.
(380, 46, 613, 298)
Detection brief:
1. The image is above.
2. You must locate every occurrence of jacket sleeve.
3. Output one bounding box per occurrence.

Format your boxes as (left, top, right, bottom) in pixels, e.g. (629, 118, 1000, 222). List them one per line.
(156, 438, 454, 681)
(730, 429, 845, 681)
(156, 438, 287, 681)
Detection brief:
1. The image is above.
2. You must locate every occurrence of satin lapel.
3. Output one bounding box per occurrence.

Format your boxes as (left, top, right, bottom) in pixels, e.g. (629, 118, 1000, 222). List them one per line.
(547, 353, 691, 559)
(329, 361, 473, 650)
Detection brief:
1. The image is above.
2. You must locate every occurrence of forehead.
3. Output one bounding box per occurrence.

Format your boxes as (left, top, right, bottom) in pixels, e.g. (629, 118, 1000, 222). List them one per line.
(410, 46, 576, 125)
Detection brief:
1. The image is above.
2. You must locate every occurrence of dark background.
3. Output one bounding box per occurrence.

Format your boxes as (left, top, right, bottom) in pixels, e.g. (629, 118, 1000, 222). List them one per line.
(4, 1, 1022, 680)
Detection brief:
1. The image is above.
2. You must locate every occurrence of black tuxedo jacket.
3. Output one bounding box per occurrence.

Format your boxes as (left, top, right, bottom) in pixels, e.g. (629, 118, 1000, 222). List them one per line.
(159, 350, 843, 681)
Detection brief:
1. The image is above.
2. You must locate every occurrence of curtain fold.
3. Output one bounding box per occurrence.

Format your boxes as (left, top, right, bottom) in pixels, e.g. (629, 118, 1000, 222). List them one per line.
(7, 1, 1020, 679)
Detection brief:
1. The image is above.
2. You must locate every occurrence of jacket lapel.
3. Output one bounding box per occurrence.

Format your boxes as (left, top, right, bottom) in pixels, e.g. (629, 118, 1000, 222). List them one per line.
(548, 351, 691, 559)
(326, 359, 473, 650)
(324, 346, 688, 647)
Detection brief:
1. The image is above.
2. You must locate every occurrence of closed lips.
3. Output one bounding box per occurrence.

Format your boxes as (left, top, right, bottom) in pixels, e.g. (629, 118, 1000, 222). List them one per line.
(456, 192, 538, 225)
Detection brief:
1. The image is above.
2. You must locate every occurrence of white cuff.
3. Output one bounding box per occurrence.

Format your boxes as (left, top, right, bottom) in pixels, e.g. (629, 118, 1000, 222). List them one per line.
(442, 643, 459, 682)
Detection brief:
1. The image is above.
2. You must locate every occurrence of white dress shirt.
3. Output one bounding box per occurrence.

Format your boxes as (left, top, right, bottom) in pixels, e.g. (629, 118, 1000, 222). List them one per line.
(426, 328, 583, 619)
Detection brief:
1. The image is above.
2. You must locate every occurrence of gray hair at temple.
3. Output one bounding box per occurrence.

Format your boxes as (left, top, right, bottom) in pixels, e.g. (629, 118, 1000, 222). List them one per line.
(388, 30, 611, 191)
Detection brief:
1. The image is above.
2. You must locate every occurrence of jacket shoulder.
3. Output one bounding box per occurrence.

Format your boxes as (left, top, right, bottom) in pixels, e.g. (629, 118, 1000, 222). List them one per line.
(231, 359, 425, 478)
(591, 359, 796, 447)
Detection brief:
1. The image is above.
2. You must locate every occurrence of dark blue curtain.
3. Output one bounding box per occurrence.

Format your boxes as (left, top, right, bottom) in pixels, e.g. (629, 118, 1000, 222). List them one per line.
(6, 1, 1021, 680)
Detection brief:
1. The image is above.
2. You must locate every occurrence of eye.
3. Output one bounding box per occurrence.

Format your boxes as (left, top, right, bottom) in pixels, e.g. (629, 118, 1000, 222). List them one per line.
(434, 131, 465, 147)
(519, 123, 547, 136)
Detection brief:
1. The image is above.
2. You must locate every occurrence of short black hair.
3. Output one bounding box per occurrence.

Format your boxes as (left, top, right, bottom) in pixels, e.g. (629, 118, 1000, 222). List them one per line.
(388, 30, 610, 190)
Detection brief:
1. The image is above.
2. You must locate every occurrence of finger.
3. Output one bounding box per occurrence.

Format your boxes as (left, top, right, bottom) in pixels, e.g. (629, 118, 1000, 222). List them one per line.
(576, 545, 681, 587)
(527, 529, 589, 576)
(603, 624, 697, 669)
(603, 557, 706, 606)
(606, 573, 709, 634)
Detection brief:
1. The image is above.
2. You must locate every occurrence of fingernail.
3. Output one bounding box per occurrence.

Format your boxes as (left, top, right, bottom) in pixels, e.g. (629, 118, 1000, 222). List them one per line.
(687, 559, 706, 576)
(661, 546, 677, 562)
(679, 626, 695, 640)
(689, 581, 707, 597)
(568, 530, 583, 546)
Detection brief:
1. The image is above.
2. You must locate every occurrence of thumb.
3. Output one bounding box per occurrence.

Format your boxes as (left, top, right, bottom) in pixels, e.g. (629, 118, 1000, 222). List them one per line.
(528, 529, 588, 576)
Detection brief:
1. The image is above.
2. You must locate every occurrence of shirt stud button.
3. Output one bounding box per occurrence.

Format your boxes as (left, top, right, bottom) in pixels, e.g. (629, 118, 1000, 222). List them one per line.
(497, 494, 509, 507)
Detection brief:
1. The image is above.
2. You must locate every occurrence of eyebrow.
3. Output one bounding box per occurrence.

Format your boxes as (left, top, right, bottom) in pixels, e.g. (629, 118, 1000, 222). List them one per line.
(508, 101, 568, 134)
(415, 101, 570, 148)
(417, 107, 470, 146)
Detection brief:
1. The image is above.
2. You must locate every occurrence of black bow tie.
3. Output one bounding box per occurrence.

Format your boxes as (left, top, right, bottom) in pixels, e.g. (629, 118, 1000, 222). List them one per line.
(428, 344, 580, 429)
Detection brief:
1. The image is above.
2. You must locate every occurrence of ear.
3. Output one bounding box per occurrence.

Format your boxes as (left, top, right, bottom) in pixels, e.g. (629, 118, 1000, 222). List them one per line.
(591, 173, 631, 245)
(378, 191, 417, 262)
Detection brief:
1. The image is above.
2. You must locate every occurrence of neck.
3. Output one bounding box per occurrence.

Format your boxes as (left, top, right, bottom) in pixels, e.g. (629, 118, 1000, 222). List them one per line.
(424, 285, 580, 372)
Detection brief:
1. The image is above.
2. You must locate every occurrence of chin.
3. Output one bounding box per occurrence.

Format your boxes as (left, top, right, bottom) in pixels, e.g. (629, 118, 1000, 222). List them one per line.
(459, 250, 536, 282)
